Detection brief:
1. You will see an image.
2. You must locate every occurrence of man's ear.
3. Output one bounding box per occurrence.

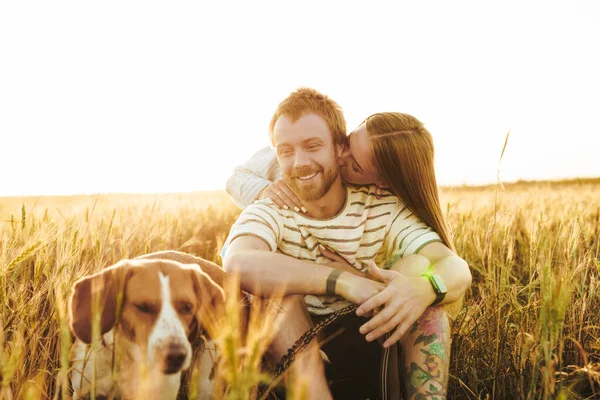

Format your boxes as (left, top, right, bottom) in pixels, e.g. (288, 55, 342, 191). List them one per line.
(335, 143, 347, 168)
(336, 143, 345, 158)
(68, 260, 133, 344)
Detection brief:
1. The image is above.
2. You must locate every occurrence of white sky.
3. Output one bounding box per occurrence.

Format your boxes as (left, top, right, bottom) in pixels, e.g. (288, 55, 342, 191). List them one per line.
(1, 1, 599, 196)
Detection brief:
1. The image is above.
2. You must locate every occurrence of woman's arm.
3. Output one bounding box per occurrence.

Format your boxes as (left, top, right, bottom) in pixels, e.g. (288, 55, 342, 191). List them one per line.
(225, 146, 280, 208)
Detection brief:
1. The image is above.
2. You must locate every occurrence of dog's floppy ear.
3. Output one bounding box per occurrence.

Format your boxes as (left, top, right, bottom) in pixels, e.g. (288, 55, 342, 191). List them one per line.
(69, 260, 133, 344)
(190, 265, 226, 338)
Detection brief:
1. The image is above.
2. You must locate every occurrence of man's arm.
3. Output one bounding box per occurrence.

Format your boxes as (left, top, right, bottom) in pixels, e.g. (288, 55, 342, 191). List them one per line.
(223, 236, 383, 303)
(225, 146, 281, 208)
(381, 205, 472, 307)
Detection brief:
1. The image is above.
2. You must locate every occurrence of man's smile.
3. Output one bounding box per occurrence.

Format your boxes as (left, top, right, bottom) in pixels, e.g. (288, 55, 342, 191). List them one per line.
(297, 172, 319, 181)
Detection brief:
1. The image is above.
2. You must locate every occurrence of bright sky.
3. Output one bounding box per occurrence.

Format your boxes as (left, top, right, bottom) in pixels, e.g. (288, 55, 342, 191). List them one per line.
(1, 1, 598, 196)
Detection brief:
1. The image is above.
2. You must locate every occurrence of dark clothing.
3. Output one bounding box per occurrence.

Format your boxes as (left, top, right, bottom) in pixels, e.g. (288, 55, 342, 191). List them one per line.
(319, 315, 384, 400)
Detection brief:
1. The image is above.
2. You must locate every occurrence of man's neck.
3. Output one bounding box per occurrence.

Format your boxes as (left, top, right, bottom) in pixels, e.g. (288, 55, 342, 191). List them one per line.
(303, 178, 346, 219)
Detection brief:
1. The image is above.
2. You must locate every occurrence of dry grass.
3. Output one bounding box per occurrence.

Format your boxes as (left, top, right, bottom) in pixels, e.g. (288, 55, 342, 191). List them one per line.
(0, 181, 598, 399)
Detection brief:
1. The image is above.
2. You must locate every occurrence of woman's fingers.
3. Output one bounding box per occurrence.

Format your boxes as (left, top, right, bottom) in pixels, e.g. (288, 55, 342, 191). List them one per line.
(320, 247, 372, 279)
(274, 188, 299, 211)
(319, 246, 345, 262)
(259, 180, 306, 212)
(273, 180, 306, 212)
(260, 185, 286, 208)
(262, 185, 293, 210)
(367, 261, 397, 283)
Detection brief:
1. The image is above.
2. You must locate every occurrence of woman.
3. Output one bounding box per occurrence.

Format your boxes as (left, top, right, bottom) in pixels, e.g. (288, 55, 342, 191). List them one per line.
(226, 111, 470, 399)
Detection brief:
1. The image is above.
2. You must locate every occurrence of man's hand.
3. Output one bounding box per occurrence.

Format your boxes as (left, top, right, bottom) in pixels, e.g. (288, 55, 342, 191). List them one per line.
(336, 272, 385, 305)
(356, 262, 436, 348)
(259, 178, 307, 213)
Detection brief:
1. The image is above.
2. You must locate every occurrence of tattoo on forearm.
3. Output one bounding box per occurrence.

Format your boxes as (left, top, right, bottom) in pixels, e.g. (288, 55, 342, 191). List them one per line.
(404, 306, 449, 400)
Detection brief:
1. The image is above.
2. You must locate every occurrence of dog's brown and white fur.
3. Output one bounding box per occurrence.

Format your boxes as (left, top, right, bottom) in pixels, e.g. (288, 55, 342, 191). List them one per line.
(69, 252, 230, 399)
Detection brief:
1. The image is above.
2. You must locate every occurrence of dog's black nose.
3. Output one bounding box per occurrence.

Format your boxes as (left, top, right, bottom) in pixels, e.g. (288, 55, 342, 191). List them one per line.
(163, 343, 187, 374)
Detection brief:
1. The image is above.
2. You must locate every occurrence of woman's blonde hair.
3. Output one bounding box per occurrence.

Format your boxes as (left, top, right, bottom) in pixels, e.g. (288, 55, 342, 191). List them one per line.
(366, 112, 454, 251)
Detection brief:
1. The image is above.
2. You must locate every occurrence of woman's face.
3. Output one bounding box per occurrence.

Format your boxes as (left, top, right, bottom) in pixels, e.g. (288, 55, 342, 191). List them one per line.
(338, 123, 381, 185)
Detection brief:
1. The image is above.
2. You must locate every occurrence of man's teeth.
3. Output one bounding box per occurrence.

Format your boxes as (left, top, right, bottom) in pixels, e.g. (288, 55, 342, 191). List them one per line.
(298, 172, 318, 180)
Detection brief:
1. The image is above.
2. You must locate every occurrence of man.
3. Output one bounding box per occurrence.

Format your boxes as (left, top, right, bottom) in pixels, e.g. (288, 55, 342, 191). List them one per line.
(222, 88, 471, 399)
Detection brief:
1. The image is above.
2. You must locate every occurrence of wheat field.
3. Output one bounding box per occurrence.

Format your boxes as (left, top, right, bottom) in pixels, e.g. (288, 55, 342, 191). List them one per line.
(0, 180, 598, 399)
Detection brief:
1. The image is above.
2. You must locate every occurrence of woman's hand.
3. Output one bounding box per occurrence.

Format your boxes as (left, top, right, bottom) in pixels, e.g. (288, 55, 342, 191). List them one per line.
(259, 179, 307, 213)
(356, 261, 436, 348)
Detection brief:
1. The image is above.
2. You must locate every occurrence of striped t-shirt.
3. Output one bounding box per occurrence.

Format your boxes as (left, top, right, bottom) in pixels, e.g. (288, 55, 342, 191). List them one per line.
(223, 183, 442, 314)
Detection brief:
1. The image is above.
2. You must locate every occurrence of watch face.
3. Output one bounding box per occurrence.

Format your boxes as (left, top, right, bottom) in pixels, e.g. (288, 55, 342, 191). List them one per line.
(432, 275, 448, 294)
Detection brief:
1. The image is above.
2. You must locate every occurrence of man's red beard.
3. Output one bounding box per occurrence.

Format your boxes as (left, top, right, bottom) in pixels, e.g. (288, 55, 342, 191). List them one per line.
(284, 163, 339, 202)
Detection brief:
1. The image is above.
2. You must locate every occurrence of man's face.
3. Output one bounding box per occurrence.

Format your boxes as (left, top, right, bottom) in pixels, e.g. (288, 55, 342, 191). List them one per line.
(273, 113, 340, 201)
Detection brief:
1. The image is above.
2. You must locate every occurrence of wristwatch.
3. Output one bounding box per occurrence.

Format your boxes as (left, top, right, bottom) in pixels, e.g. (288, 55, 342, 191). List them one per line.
(421, 272, 447, 306)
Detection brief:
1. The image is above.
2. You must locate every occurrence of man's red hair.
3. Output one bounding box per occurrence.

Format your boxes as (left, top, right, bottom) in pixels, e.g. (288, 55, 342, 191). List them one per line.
(269, 88, 346, 146)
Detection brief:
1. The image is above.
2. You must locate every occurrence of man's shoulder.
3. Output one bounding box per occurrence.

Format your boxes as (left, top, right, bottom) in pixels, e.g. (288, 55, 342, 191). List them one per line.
(346, 184, 403, 208)
(244, 198, 297, 224)
(246, 198, 283, 215)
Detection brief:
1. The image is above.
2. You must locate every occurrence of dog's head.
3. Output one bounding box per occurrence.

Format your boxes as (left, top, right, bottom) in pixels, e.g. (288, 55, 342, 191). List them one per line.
(69, 259, 225, 374)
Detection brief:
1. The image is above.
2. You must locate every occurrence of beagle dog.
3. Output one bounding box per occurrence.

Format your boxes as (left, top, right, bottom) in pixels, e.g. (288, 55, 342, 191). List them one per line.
(69, 253, 230, 399)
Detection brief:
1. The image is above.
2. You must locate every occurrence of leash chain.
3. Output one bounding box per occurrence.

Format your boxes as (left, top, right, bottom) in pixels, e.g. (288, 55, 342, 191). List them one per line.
(272, 304, 359, 377)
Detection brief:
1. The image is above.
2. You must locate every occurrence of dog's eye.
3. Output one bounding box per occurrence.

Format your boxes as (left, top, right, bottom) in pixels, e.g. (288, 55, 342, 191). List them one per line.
(134, 303, 155, 314)
(178, 302, 194, 315)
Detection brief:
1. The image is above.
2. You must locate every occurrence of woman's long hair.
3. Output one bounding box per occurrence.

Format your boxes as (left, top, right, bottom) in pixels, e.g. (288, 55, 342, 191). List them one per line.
(366, 112, 454, 251)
